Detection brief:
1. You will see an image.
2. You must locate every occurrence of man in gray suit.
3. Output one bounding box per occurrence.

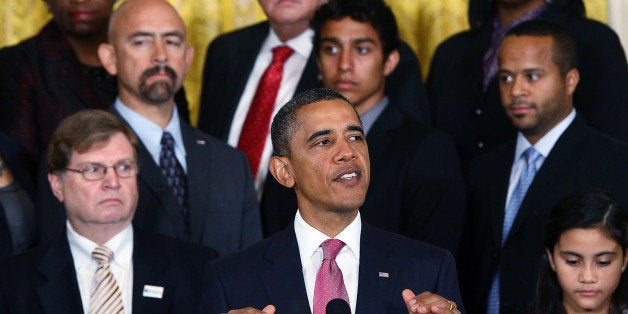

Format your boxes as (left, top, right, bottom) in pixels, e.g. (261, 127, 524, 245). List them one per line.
(97, 0, 262, 255)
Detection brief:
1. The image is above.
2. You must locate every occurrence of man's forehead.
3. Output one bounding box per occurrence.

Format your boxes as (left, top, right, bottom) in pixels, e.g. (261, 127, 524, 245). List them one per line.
(296, 101, 361, 131)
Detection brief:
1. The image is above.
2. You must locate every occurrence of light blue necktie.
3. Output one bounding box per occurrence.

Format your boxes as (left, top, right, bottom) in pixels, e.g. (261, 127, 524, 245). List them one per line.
(486, 147, 542, 314)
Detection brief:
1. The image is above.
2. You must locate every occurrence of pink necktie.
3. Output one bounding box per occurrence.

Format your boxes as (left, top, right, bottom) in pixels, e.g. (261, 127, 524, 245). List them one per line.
(313, 239, 349, 314)
(237, 46, 294, 179)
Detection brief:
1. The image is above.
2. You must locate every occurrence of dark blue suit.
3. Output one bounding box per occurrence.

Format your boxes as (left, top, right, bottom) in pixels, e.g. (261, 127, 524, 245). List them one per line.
(0, 227, 217, 314)
(203, 221, 464, 313)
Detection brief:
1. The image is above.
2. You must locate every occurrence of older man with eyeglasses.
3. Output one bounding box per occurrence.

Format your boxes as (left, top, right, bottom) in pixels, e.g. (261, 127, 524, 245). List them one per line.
(0, 109, 217, 314)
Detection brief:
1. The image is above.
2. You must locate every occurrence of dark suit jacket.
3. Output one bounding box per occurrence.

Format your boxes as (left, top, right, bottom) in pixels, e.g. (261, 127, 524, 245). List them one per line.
(428, 11, 628, 171)
(0, 21, 189, 177)
(459, 116, 628, 313)
(263, 102, 466, 256)
(0, 203, 11, 260)
(36, 109, 262, 256)
(116, 109, 262, 256)
(203, 221, 464, 313)
(0, 227, 217, 314)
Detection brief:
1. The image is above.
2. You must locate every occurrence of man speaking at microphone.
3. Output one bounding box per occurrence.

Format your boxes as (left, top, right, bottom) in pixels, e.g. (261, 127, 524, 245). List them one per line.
(202, 88, 463, 314)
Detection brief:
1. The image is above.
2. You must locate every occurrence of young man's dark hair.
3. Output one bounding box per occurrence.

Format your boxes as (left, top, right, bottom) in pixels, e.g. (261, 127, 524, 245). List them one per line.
(311, 0, 400, 58)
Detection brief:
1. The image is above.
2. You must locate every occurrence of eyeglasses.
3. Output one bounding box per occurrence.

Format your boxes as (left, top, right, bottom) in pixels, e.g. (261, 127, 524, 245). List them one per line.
(64, 161, 138, 181)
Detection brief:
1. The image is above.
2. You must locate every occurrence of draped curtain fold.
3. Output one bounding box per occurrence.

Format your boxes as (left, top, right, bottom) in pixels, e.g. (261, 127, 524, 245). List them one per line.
(0, 0, 610, 125)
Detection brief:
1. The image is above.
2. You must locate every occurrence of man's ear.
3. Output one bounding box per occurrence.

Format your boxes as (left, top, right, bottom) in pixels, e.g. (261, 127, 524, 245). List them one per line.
(183, 44, 195, 76)
(48, 173, 65, 203)
(98, 43, 118, 76)
(565, 68, 579, 95)
(268, 156, 295, 188)
(383, 49, 400, 76)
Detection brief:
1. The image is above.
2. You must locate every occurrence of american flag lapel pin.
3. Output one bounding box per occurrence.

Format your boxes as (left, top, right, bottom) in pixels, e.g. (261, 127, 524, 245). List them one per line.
(378, 271, 389, 278)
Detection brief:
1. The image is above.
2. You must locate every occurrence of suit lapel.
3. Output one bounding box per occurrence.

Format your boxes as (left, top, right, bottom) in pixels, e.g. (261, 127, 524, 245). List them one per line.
(506, 118, 587, 240)
(365, 104, 404, 167)
(111, 107, 188, 239)
(295, 50, 321, 94)
(355, 224, 396, 313)
(36, 236, 84, 314)
(224, 22, 269, 116)
(260, 228, 310, 312)
(179, 123, 211, 242)
(132, 230, 175, 313)
(488, 145, 515, 249)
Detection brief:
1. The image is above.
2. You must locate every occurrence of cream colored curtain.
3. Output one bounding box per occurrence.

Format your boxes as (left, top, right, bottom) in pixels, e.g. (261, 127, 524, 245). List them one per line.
(0, 0, 608, 125)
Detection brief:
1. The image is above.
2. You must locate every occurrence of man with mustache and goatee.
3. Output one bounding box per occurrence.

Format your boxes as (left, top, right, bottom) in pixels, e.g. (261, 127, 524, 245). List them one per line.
(96, 0, 262, 256)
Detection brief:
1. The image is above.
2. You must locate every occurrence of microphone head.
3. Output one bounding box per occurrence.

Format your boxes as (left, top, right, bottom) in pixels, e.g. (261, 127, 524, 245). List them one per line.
(326, 298, 350, 314)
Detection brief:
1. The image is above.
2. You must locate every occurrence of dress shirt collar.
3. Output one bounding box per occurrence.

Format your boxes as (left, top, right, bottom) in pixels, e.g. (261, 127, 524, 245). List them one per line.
(294, 210, 361, 267)
(67, 220, 134, 270)
(514, 108, 576, 160)
(114, 98, 187, 170)
(360, 96, 389, 136)
(264, 27, 314, 60)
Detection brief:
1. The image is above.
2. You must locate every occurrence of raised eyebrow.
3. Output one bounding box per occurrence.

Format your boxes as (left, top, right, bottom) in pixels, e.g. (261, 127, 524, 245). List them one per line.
(347, 125, 364, 134)
(320, 37, 341, 45)
(559, 251, 583, 258)
(352, 38, 376, 46)
(162, 31, 185, 40)
(306, 129, 332, 143)
(129, 31, 155, 39)
(594, 251, 618, 258)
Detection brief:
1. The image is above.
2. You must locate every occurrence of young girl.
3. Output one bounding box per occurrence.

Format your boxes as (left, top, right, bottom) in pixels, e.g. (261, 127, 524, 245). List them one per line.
(534, 190, 628, 314)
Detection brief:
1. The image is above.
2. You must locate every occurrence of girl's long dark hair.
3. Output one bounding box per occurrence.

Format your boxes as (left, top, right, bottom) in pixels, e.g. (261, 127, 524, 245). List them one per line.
(534, 190, 628, 314)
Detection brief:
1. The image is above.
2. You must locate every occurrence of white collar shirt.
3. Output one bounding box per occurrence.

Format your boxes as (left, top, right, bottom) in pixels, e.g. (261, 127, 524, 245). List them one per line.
(67, 221, 134, 313)
(227, 28, 313, 195)
(114, 98, 187, 172)
(294, 210, 361, 313)
(506, 109, 576, 205)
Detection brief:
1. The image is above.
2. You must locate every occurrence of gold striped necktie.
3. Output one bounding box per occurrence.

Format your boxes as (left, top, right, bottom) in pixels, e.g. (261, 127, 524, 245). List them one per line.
(89, 246, 124, 314)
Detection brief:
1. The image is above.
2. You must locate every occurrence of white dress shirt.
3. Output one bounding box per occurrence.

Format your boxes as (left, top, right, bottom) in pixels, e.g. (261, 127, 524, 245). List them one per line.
(294, 210, 361, 313)
(227, 28, 313, 194)
(67, 221, 134, 313)
(506, 109, 576, 205)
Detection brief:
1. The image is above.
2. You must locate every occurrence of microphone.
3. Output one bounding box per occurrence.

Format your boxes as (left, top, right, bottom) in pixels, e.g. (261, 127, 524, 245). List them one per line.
(326, 298, 351, 314)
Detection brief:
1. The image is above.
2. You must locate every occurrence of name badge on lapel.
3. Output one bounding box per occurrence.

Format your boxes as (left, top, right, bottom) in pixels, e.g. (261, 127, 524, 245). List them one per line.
(143, 285, 164, 299)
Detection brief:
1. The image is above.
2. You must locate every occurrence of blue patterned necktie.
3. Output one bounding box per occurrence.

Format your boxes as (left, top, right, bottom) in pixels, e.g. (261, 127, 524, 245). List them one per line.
(486, 147, 542, 314)
(159, 132, 189, 228)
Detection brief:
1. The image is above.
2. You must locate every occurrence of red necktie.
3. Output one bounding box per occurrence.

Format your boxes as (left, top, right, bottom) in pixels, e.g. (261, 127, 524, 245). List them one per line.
(237, 46, 294, 179)
(313, 239, 349, 314)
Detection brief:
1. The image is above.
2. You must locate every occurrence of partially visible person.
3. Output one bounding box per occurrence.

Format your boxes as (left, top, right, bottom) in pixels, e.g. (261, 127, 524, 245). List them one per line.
(428, 0, 628, 171)
(534, 190, 627, 314)
(0, 133, 35, 259)
(0, 109, 217, 313)
(263, 0, 465, 256)
(459, 20, 628, 313)
(36, 0, 262, 256)
(197, 0, 428, 236)
(0, 0, 189, 179)
(203, 88, 464, 314)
